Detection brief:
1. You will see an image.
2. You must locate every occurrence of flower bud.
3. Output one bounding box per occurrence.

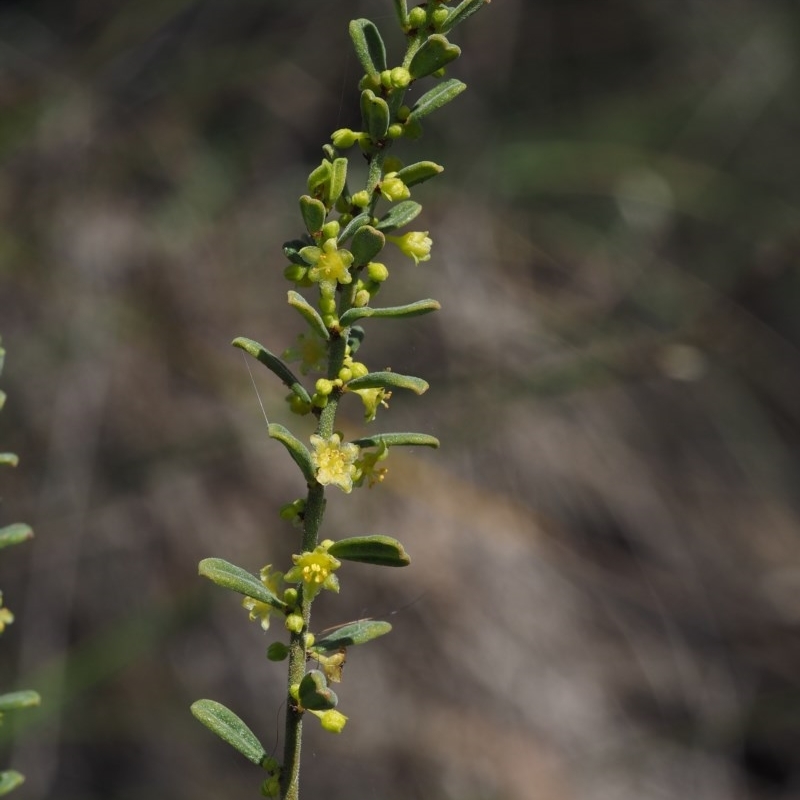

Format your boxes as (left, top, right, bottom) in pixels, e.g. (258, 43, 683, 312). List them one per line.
(351, 190, 370, 208)
(367, 261, 389, 282)
(408, 6, 426, 28)
(331, 128, 360, 148)
(318, 709, 348, 733)
(321, 220, 340, 240)
(389, 67, 411, 88)
(283, 588, 298, 607)
(285, 614, 304, 633)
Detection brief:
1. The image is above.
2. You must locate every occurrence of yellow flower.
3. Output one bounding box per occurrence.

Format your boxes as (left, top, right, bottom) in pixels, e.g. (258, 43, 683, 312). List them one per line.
(379, 173, 411, 202)
(300, 238, 354, 286)
(283, 332, 327, 375)
(285, 543, 341, 601)
(309, 708, 348, 733)
(355, 442, 390, 487)
(242, 565, 286, 631)
(387, 231, 432, 264)
(310, 433, 360, 493)
(351, 386, 391, 422)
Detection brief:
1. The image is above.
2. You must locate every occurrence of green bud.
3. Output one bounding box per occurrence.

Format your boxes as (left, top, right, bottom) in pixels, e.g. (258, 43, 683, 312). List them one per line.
(284, 263, 308, 283)
(397, 105, 411, 122)
(367, 261, 389, 282)
(389, 67, 411, 88)
(408, 6, 426, 28)
(261, 776, 281, 797)
(315, 378, 335, 396)
(387, 123, 404, 139)
(331, 128, 361, 148)
(354, 289, 371, 307)
(283, 588, 298, 607)
(285, 614, 304, 633)
(321, 221, 340, 240)
(351, 190, 370, 208)
(288, 395, 312, 416)
(432, 7, 449, 28)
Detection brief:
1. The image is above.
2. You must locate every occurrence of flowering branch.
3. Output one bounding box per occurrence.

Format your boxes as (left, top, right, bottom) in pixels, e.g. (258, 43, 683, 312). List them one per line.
(191, 2, 490, 798)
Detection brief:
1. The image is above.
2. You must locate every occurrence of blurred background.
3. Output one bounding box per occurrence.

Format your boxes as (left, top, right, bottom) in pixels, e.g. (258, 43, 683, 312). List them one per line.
(1, 0, 800, 798)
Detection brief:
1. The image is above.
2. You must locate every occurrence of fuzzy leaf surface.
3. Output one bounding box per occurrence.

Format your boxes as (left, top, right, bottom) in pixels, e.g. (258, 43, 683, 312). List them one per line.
(313, 619, 392, 652)
(191, 699, 267, 765)
(198, 558, 286, 611)
(232, 337, 312, 405)
(328, 535, 410, 567)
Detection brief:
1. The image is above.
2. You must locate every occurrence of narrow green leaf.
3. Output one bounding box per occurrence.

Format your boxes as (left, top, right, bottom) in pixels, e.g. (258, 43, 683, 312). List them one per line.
(284, 239, 312, 266)
(0, 453, 18, 467)
(0, 771, 24, 796)
(346, 371, 429, 395)
(328, 535, 410, 567)
(313, 619, 392, 652)
(268, 423, 316, 484)
(327, 157, 348, 207)
(395, 161, 444, 187)
(361, 90, 390, 141)
(299, 195, 326, 235)
(392, 0, 409, 28)
(374, 200, 422, 232)
(307, 159, 332, 198)
(337, 212, 372, 245)
(0, 524, 33, 550)
(232, 337, 312, 405)
(340, 299, 440, 326)
(198, 558, 286, 611)
(409, 78, 467, 122)
(350, 224, 385, 264)
(351, 432, 440, 449)
(0, 390, 6, 412)
(286, 291, 330, 341)
(298, 670, 338, 711)
(349, 19, 387, 78)
(441, 0, 491, 32)
(0, 691, 40, 713)
(191, 699, 267, 765)
(408, 34, 461, 79)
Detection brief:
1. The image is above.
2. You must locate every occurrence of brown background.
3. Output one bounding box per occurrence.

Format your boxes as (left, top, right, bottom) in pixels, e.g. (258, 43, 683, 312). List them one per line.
(2, 1, 800, 798)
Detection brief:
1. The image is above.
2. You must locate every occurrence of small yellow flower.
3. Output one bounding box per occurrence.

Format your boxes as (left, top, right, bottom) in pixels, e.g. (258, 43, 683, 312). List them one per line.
(351, 386, 391, 422)
(309, 708, 348, 733)
(355, 442, 390, 487)
(283, 332, 327, 375)
(285, 543, 341, 601)
(310, 433, 360, 493)
(300, 238, 354, 286)
(379, 173, 411, 202)
(0, 605, 14, 634)
(242, 565, 286, 631)
(387, 231, 432, 264)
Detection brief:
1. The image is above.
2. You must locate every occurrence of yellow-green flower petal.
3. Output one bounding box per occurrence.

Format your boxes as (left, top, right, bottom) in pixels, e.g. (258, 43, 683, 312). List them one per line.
(285, 544, 342, 601)
(310, 433, 360, 493)
(387, 231, 432, 264)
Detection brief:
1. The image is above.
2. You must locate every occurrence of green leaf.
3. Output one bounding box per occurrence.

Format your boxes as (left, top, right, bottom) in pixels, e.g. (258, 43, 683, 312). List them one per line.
(350, 224, 385, 265)
(327, 157, 348, 207)
(0, 453, 18, 467)
(361, 90, 390, 141)
(0, 390, 6, 412)
(392, 0, 409, 28)
(346, 371, 428, 395)
(328, 535, 410, 567)
(0, 771, 24, 796)
(349, 19, 387, 78)
(191, 699, 267, 765)
(441, 0, 491, 32)
(374, 200, 422, 232)
(268, 423, 316, 484)
(232, 337, 312, 405)
(337, 211, 371, 245)
(284, 239, 312, 266)
(351, 432, 440, 449)
(0, 692, 40, 713)
(299, 195, 326, 235)
(409, 78, 467, 122)
(0, 524, 33, 550)
(395, 161, 444, 187)
(298, 670, 338, 711)
(313, 619, 392, 652)
(198, 558, 286, 611)
(286, 291, 330, 341)
(408, 34, 461, 79)
(340, 299, 440, 326)
(307, 159, 332, 198)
